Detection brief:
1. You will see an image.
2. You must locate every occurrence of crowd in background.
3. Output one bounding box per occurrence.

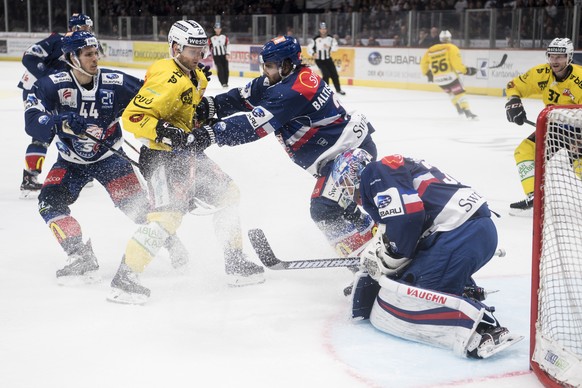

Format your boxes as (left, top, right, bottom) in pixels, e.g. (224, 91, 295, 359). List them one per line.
(2, 0, 579, 48)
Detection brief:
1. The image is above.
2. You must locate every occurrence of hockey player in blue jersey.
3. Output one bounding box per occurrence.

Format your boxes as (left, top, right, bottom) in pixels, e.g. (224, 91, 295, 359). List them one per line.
(331, 149, 522, 359)
(18, 13, 94, 199)
(193, 35, 377, 257)
(25, 31, 187, 284)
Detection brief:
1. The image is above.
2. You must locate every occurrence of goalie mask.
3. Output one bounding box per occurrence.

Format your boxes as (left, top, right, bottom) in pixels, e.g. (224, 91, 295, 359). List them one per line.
(168, 20, 209, 59)
(439, 30, 452, 43)
(68, 13, 93, 32)
(331, 148, 373, 200)
(62, 31, 99, 75)
(546, 38, 574, 66)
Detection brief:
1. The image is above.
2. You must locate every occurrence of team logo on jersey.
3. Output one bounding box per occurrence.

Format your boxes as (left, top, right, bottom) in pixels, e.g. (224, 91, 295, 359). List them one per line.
(368, 52, 382, 66)
(102, 73, 123, 85)
(292, 68, 319, 100)
(381, 154, 404, 169)
(180, 88, 193, 105)
(562, 88, 575, 102)
(129, 113, 144, 123)
(251, 107, 265, 117)
(58, 88, 78, 108)
(376, 187, 404, 218)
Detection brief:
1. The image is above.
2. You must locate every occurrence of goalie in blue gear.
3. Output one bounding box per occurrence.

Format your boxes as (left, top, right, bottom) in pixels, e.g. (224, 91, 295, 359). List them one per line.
(332, 149, 523, 359)
(193, 36, 378, 257)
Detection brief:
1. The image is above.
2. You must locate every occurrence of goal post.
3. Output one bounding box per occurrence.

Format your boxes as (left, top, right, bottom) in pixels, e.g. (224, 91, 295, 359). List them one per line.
(531, 105, 582, 388)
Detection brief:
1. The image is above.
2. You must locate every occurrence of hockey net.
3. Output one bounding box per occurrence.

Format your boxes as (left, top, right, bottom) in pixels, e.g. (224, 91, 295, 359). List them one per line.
(531, 105, 582, 388)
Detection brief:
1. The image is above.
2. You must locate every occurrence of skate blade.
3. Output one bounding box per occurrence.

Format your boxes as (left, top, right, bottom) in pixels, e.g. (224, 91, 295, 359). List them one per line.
(478, 335, 524, 359)
(56, 271, 101, 286)
(226, 273, 266, 287)
(508, 207, 533, 217)
(106, 288, 149, 305)
(20, 189, 40, 200)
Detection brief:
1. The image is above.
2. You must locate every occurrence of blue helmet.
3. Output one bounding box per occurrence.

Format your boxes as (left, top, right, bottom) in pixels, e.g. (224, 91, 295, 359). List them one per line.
(260, 36, 302, 67)
(62, 31, 99, 56)
(68, 13, 93, 31)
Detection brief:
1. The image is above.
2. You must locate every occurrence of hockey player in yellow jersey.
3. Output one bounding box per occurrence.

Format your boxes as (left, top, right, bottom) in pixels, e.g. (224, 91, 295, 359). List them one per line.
(108, 20, 264, 304)
(420, 30, 478, 119)
(505, 37, 582, 216)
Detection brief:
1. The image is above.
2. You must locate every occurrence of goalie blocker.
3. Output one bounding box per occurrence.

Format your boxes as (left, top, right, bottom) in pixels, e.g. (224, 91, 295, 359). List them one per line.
(352, 273, 523, 359)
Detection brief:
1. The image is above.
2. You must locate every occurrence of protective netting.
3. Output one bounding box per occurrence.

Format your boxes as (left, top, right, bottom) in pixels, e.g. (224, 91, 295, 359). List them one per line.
(532, 107, 582, 387)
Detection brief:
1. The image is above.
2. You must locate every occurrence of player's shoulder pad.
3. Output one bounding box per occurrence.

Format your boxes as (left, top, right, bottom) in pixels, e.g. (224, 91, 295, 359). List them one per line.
(381, 154, 405, 169)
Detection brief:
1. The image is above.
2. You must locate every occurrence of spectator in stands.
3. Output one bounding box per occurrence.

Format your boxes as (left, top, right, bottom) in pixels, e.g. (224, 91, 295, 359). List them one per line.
(368, 36, 380, 46)
(416, 28, 431, 47)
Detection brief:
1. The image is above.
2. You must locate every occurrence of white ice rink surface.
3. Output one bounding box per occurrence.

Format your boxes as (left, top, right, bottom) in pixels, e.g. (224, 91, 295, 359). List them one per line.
(0, 61, 545, 387)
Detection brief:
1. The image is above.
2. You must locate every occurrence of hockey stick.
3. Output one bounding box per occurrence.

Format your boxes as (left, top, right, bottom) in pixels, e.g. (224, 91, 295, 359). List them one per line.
(248, 228, 507, 270)
(525, 119, 536, 127)
(248, 228, 359, 269)
(488, 53, 508, 69)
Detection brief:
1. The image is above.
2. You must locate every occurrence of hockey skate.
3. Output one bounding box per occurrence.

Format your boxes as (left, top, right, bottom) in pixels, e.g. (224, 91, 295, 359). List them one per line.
(464, 110, 478, 120)
(467, 326, 524, 359)
(56, 240, 100, 285)
(164, 234, 190, 269)
(20, 169, 42, 199)
(225, 249, 265, 287)
(455, 103, 464, 115)
(509, 193, 533, 217)
(107, 262, 150, 305)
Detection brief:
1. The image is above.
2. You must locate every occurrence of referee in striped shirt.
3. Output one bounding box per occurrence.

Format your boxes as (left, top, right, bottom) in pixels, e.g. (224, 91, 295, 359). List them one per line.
(209, 22, 230, 87)
(308, 22, 345, 95)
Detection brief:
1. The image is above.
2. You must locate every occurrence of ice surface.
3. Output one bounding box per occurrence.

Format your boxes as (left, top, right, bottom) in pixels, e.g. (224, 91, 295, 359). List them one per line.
(0, 62, 543, 387)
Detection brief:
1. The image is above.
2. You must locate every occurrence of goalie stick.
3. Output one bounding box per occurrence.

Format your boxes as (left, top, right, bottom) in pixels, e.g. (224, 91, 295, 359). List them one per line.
(248, 228, 506, 270)
(488, 53, 508, 69)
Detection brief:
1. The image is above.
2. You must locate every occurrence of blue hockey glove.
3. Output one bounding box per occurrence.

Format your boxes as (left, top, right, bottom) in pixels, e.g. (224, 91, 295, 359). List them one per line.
(426, 71, 434, 83)
(198, 62, 212, 81)
(54, 112, 88, 137)
(505, 96, 526, 126)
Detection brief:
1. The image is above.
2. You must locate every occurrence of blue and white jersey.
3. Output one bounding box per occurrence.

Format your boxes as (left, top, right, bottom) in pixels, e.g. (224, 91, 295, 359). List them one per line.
(212, 66, 374, 176)
(17, 33, 68, 91)
(359, 155, 490, 258)
(24, 68, 143, 164)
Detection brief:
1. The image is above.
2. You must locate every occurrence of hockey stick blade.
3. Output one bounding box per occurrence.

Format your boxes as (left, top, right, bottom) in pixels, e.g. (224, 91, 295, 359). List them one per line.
(488, 53, 508, 69)
(248, 229, 360, 270)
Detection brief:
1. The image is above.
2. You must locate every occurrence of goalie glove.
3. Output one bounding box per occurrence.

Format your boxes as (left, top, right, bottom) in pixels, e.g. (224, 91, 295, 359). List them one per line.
(359, 232, 411, 281)
(426, 71, 434, 83)
(465, 67, 477, 76)
(54, 112, 88, 138)
(195, 96, 216, 123)
(505, 96, 526, 126)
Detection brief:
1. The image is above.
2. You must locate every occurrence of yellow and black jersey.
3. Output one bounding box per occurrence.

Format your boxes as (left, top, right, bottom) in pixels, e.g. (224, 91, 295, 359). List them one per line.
(506, 63, 582, 105)
(122, 58, 208, 151)
(420, 43, 468, 85)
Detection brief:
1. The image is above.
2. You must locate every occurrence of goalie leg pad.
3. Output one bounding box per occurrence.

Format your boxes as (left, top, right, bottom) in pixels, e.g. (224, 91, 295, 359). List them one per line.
(371, 276, 485, 356)
(124, 219, 173, 273)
